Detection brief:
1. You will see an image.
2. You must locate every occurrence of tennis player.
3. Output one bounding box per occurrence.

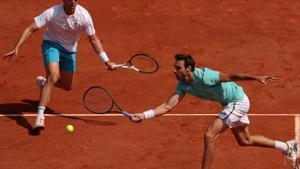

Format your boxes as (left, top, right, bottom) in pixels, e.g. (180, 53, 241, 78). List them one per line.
(4, 0, 116, 132)
(131, 54, 298, 169)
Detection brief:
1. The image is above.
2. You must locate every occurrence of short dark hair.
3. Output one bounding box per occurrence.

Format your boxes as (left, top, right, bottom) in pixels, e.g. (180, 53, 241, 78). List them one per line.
(175, 54, 195, 71)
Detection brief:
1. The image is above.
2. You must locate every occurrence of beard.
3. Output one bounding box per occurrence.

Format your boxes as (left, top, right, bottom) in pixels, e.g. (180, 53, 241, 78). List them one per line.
(175, 74, 182, 81)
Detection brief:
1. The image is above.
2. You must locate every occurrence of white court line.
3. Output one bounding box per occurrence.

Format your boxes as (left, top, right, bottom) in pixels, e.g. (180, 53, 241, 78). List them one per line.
(295, 115, 300, 157)
(0, 113, 299, 117)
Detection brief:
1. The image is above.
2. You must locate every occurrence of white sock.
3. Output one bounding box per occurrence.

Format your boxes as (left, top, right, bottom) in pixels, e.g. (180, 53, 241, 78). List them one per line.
(275, 140, 288, 152)
(37, 106, 46, 118)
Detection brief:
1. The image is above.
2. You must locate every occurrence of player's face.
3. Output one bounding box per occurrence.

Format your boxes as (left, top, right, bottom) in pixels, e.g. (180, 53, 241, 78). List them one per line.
(174, 60, 189, 81)
(63, 0, 79, 14)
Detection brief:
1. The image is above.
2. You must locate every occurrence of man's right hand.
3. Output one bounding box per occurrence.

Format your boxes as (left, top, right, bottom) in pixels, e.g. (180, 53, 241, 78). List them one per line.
(130, 113, 145, 123)
(105, 61, 117, 70)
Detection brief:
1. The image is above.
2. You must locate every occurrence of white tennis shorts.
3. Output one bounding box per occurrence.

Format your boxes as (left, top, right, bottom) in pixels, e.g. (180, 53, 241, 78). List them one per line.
(219, 95, 250, 128)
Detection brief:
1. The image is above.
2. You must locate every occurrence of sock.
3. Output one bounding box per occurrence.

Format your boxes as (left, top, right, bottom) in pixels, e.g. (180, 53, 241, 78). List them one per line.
(37, 106, 46, 118)
(275, 140, 288, 152)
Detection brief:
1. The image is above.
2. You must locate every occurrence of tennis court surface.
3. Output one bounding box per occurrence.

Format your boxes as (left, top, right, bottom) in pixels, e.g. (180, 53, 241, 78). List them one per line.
(0, 113, 297, 169)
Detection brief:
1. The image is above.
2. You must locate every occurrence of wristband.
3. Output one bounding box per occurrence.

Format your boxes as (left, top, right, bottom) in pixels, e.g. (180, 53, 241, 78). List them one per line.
(98, 52, 109, 62)
(143, 109, 155, 119)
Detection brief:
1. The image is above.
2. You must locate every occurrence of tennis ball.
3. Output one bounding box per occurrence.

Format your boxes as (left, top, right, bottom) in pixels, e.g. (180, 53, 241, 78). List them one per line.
(66, 124, 74, 133)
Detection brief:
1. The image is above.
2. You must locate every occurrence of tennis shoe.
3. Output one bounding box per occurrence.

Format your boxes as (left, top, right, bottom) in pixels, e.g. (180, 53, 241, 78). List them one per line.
(283, 140, 299, 169)
(36, 76, 46, 89)
(32, 115, 45, 130)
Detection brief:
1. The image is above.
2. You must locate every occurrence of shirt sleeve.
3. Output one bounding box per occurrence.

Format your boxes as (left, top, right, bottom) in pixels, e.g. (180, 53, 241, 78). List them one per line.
(34, 7, 54, 28)
(175, 82, 186, 95)
(84, 12, 96, 36)
(202, 68, 220, 86)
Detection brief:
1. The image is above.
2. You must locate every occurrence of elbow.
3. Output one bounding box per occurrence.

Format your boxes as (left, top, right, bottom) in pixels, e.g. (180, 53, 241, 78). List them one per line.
(226, 74, 236, 81)
(220, 73, 232, 82)
(89, 37, 98, 45)
(89, 34, 98, 42)
(28, 27, 38, 33)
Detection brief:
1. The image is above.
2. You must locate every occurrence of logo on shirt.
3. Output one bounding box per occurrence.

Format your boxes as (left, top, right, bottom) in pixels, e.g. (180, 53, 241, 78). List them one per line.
(73, 17, 78, 27)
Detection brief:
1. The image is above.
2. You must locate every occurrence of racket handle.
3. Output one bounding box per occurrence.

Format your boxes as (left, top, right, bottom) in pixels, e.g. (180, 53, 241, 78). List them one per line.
(121, 111, 142, 122)
(112, 64, 127, 69)
(113, 64, 139, 72)
(121, 111, 132, 118)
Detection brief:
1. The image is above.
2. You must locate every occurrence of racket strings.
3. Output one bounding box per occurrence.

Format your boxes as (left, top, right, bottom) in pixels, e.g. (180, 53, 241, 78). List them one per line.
(130, 55, 158, 73)
(84, 88, 113, 113)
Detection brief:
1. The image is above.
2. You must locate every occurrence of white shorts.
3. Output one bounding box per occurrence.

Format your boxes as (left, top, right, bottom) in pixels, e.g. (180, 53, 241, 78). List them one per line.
(219, 95, 250, 128)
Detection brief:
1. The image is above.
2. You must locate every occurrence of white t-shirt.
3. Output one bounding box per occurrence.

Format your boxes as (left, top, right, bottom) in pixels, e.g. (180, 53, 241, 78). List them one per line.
(34, 4, 95, 52)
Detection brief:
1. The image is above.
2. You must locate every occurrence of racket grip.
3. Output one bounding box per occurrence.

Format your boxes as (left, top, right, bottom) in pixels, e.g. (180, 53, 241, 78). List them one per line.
(112, 64, 127, 69)
(121, 111, 132, 118)
(121, 111, 142, 122)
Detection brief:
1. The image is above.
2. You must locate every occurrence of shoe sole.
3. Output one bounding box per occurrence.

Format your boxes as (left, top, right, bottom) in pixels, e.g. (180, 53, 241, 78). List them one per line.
(31, 126, 45, 135)
(32, 126, 44, 132)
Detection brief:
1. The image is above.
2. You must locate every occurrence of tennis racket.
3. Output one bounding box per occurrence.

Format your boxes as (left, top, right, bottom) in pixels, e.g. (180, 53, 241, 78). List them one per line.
(83, 86, 141, 122)
(113, 53, 158, 73)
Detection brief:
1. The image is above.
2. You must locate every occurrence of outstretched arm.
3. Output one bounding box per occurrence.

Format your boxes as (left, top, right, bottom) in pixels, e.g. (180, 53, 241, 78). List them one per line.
(219, 72, 278, 85)
(4, 22, 39, 60)
(88, 34, 116, 70)
(131, 93, 185, 122)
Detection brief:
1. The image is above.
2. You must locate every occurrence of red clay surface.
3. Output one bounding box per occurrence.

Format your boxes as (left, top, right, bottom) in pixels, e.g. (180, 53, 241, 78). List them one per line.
(1, 0, 300, 169)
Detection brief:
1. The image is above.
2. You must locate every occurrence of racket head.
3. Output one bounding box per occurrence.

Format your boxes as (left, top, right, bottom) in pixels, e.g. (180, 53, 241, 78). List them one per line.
(82, 86, 114, 114)
(128, 53, 159, 73)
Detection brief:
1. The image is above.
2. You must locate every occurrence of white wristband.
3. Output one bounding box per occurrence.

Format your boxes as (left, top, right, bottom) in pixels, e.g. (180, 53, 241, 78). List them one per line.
(143, 109, 155, 119)
(98, 52, 109, 62)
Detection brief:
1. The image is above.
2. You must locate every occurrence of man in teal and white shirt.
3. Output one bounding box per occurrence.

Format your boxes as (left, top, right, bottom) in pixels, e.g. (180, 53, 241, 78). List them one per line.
(131, 54, 298, 169)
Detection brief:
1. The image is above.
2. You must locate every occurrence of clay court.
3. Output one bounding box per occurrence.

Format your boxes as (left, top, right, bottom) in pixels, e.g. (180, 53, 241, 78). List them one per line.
(1, 0, 300, 169)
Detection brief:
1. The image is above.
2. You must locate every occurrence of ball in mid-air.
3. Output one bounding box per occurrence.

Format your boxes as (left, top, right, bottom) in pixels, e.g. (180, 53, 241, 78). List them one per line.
(66, 124, 74, 133)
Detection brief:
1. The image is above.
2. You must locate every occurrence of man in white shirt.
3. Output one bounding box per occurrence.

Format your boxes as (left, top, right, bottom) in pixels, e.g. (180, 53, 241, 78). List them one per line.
(4, 0, 116, 133)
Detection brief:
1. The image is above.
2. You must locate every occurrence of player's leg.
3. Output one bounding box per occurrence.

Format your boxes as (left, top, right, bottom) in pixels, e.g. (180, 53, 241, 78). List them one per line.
(221, 94, 298, 167)
(231, 123, 298, 168)
(33, 62, 60, 129)
(32, 41, 61, 130)
(41, 62, 61, 105)
(201, 118, 229, 169)
(226, 94, 292, 151)
(55, 69, 74, 90)
(231, 124, 276, 147)
(54, 50, 76, 90)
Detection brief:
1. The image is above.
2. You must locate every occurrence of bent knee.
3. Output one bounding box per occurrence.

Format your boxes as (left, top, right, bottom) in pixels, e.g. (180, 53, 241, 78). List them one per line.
(237, 139, 253, 146)
(204, 131, 216, 143)
(48, 75, 60, 85)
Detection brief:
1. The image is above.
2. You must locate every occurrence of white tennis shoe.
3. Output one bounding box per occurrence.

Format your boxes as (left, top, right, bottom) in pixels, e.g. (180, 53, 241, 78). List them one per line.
(36, 76, 46, 88)
(32, 115, 45, 130)
(284, 140, 299, 169)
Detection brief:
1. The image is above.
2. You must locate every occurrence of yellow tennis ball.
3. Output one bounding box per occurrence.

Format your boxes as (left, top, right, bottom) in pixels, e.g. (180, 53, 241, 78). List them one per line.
(66, 124, 74, 133)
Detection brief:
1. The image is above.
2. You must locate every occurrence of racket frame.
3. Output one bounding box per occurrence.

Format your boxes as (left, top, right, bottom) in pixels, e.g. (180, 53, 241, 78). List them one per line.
(83, 86, 123, 114)
(82, 86, 140, 121)
(114, 53, 158, 73)
(82, 86, 134, 121)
